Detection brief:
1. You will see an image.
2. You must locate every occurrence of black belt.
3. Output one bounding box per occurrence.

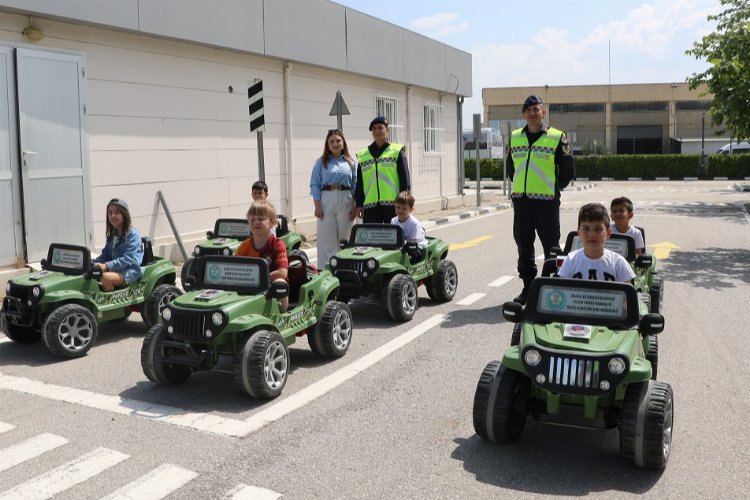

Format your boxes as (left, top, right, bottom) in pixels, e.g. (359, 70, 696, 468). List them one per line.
(322, 185, 350, 191)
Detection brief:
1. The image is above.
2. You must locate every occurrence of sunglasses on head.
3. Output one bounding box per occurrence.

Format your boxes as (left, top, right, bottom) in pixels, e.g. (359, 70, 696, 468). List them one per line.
(328, 128, 341, 134)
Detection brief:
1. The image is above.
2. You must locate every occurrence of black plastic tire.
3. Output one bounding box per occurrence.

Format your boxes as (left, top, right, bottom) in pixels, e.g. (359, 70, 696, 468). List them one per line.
(646, 335, 658, 380)
(308, 301, 352, 358)
(42, 304, 98, 358)
(142, 284, 182, 328)
(140, 324, 192, 385)
(472, 362, 528, 443)
(650, 274, 664, 314)
(619, 380, 674, 469)
(1, 314, 41, 344)
(234, 330, 289, 398)
(510, 324, 522, 347)
(180, 258, 196, 291)
(382, 274, 418, 322)
(426, 260, 458, 302)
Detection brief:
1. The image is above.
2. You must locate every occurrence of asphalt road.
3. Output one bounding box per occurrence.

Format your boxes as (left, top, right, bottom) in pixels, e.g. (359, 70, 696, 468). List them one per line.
(1, 181, 748, 499)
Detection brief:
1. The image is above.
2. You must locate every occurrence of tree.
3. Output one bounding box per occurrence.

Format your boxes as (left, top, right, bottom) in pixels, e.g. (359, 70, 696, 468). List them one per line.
(686, 0, 750, 140)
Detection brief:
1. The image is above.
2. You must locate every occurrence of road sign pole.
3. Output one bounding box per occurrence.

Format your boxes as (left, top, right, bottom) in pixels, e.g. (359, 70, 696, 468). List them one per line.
(473, 114, 481, 206)
(248, 79, 266, 181)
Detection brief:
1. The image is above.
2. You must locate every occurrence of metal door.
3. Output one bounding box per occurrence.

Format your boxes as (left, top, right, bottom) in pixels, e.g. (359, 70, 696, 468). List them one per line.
(16, 48, 91, 262)
(0, 47, 22, 267)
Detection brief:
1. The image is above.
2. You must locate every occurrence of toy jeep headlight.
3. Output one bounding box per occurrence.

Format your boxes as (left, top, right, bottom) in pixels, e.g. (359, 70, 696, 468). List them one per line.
(194, 246, 201, 255)
(329, 257, 338, 268)
(222, 248, 231, 256)
(608, 357, 627, 375)
(366, 258, 377, 270)
(32, 286, 42, 297)
(162, 307, 172, 321)
(5, 283, 10, 294)
(211, 312, 224, 326)
(524, 349, 542, 366)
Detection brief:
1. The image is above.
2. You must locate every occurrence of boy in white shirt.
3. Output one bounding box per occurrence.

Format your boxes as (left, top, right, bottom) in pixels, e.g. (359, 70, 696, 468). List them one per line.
(610, 196, 645, 255)
(558, 203, 635, 283)
(391, 191, 427, 264)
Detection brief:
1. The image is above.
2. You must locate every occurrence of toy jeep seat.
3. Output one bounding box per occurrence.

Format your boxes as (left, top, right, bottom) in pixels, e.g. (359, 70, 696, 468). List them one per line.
(288, 253, 318, 305)
(277, 215, 290, 237)
(141, 237, 155, 266)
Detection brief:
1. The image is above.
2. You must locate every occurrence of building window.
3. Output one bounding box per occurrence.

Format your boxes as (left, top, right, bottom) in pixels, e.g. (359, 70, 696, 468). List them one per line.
(376, 92, 403, 143)
(612, 101, 668, 112)
(549, 103, 605, 113)
(675, 100, 712, 111)
(423, 101, 442, 154)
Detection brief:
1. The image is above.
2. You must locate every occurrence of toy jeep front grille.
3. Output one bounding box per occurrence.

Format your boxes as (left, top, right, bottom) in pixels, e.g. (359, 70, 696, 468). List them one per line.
(198, 247, 227, 257)
(521, 346, 629, 395)
(6, 284, 33, 303)
(170, 309, 211, 341)
(335, 259, 366, 274)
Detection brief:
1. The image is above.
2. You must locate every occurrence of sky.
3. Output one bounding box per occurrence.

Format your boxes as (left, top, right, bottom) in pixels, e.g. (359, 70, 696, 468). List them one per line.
(334, 0, 722, 123)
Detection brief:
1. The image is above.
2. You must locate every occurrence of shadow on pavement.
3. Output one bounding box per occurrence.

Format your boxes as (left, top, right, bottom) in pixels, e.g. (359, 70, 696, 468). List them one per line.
(662, 247, 750, 289)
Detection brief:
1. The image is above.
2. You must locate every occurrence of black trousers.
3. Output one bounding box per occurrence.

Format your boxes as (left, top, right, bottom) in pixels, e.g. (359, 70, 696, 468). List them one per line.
(512, 197, 561, 283)
(362, 204, 396, 224)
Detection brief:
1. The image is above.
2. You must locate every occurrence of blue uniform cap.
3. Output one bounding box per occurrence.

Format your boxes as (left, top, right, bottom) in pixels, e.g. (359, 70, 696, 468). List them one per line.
(522, 95, 544, 112)
(369, 116, 389, 131)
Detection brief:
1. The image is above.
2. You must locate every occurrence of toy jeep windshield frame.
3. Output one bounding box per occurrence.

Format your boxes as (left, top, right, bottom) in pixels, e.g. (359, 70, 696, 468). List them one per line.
(513, 277, 641, 331)
(41, 243, 92, 276)
(346, 223, 405, 250)
(208, 218, 250, 240)
(191, 255, 270, 294)
(564, 232, 637, 263)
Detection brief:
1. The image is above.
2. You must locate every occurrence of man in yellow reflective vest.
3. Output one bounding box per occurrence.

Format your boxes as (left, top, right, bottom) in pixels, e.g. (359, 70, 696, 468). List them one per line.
(508, 95, 575, 304)
(354, 116, 411, 223)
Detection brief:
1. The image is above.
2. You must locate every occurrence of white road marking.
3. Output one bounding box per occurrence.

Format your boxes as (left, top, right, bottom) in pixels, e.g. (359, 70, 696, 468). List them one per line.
(457, 293, 485, 306)
(0, 447, 129, 499)
(0, 315, 448, 438)
(488, 276, 513, 287)
(0, 373, 253, 437)
(0, 433, 68, 473)
(229, 484, 283, 500)
(0, 337, 10, 344)
(102, 463, 198, 500)
(0, 422, 14, 434)
(241, 314, 445, 435)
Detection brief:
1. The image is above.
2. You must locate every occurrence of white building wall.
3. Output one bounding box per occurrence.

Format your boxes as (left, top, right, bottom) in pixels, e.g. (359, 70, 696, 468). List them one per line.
(0, 11, 464, 257)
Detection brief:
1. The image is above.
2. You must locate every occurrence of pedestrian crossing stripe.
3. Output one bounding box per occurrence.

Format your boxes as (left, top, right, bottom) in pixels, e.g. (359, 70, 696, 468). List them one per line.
(0, 433, 68, 474)
(101, 463, 198, 500)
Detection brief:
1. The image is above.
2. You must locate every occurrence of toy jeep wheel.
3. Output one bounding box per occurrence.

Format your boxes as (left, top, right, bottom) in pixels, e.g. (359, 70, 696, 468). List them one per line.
(426, 260, 458, 302)
(308, 301, 352, 358)
(646, 335, 658, 380)
(1, 315, 41, 344)
(42, 304, 98, 358)
(141, 324, 192, 385)
(234, 330, 289, 398)
(180, 258, 196, 291)
(619, 380, 674, 469)
(142, 284, 182, 328)
(472, 362, 528, 443)
(650, 274, 664, 313)
(382, 274, 418, 322)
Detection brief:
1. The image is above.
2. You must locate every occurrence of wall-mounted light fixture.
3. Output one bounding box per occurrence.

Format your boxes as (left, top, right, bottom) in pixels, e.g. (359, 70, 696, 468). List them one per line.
(23, 17, 43, 42)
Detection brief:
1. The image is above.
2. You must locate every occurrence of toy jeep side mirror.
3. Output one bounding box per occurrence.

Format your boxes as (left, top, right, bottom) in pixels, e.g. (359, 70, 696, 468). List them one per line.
(183, 276, 197, 291)
(635, 254, 653, 270)
(638, 313, 664, 336)
(402, 241, 419, 254)
(549, 245, 562, 258)
(502, 301, 524, 323)
(206, 230, 215, 239)
(339, 239, 349, 250)
(40, 258, 49, 270)
(268, 280, 289, 300)
(85, 265, 102, 281)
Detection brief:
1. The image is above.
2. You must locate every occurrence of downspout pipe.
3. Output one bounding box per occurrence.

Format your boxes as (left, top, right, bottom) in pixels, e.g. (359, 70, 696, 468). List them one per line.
(457, 96, 464, 195)
(284, 62, 293, 222)
(405, 85, 413, 183)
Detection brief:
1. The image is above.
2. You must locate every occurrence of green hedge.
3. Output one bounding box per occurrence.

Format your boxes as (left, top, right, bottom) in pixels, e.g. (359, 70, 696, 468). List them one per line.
(464, 154, 750, 180)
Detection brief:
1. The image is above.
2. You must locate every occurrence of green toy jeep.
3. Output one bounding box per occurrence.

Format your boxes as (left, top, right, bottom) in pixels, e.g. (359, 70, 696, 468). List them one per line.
(553, 231, 664, 313)
(1, 240, 180, 358)
(141, 253, 351, 399)
(473, 277, 673, 469)
(328, 223, 458, 322)
(181, 216, 306, 290)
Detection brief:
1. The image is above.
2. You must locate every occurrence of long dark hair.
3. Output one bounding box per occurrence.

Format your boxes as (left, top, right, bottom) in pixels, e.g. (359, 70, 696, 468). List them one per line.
(321, 129, 351, 168)
(105, 203, 132, 240)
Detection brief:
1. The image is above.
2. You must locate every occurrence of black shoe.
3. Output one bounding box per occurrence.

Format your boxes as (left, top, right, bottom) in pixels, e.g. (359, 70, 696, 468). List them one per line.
(513, 288, 528, 305)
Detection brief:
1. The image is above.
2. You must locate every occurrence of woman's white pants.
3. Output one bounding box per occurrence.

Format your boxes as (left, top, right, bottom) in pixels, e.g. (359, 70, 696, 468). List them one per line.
(316, 190, 354, 269)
